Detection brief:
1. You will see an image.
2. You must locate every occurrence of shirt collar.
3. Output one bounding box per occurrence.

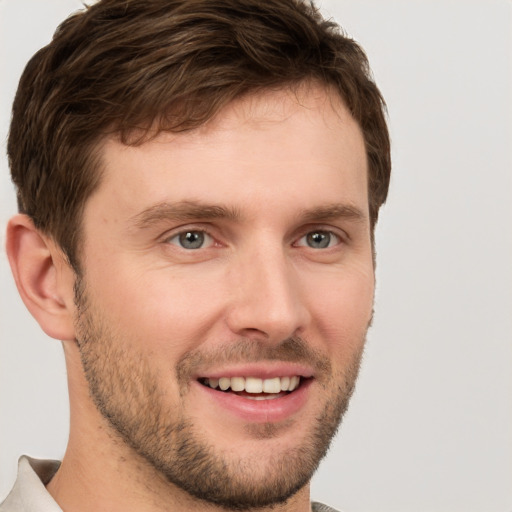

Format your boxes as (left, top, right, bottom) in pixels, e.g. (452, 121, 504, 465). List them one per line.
(1, 456, 61, 512)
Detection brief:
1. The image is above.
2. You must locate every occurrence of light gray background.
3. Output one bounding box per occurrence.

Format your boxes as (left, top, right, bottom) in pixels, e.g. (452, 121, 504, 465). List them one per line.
(1, 1, 511, 511)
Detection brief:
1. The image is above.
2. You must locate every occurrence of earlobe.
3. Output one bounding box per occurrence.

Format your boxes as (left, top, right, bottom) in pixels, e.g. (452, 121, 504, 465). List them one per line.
(6, 214, 77, 341)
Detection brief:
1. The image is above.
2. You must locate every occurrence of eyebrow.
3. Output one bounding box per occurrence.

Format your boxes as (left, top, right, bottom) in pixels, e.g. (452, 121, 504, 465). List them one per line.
(129, 200, 367, 231)
(129, 200, 242, 229)
(297, 203, 367, 224)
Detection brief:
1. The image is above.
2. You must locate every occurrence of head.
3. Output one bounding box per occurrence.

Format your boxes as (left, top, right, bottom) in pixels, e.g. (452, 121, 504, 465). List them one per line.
(7, 0, 390, 509)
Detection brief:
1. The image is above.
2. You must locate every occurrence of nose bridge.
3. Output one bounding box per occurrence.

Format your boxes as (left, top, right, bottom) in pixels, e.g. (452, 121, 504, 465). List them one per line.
(227, 239, 309, 341)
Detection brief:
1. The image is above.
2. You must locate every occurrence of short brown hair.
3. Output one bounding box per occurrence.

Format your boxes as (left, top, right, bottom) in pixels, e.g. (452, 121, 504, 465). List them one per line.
(8, 0, 391, 270)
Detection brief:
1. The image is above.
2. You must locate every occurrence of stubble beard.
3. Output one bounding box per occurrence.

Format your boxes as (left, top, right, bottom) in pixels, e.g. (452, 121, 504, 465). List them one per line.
(73, 276, 365, 510)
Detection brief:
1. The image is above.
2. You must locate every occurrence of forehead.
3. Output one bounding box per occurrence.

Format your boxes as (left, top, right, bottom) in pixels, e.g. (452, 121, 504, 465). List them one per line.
(89, 85, 368, 224)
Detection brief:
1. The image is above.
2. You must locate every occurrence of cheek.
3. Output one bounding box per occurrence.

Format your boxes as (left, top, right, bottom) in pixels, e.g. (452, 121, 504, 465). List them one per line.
(305, 267, 374, 349)
(85, 261, 225, 350)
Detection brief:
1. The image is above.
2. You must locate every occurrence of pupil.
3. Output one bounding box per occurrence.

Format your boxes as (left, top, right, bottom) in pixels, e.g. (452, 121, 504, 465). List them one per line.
(307, 231, 330, 249)
(179, 231, 204, 249)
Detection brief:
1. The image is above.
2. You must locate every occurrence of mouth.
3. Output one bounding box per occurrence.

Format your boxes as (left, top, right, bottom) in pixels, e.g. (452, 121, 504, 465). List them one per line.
(198, 375, 306, 401)
(194, 370, 314, 423)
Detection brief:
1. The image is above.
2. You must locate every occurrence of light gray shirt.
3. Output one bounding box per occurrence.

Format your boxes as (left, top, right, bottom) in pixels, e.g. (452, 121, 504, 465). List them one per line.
(1, 457, 340, 512)
(0, 457, 61, 511)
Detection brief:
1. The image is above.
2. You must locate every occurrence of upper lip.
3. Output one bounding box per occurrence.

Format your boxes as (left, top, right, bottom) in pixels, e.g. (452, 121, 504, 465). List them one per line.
(192, 362, 315, 380)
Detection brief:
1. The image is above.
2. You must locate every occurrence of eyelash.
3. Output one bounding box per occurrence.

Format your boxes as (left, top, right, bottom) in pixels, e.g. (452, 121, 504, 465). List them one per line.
(163, 225, 345, 252)
(294, 230, 343, 249)
(164, 228, 216, 250)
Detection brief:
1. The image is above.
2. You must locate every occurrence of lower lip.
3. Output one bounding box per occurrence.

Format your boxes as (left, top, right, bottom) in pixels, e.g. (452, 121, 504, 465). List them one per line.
(194, 379, 312, 423)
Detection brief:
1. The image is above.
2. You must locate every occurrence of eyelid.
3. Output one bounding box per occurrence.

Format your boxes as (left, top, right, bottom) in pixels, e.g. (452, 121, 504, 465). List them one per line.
(168, 231, 214, 249)
(161, 224, 218, 247)
(293, 225, 347, 247)
(294, 232, 341, 249)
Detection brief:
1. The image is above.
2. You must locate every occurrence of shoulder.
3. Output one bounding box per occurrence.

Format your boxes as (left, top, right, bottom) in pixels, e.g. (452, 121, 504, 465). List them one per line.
(312, 501, 343, 512)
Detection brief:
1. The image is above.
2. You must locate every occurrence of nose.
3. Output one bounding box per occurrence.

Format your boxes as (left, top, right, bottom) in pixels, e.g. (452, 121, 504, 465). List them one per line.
(225, 243, 311, 342)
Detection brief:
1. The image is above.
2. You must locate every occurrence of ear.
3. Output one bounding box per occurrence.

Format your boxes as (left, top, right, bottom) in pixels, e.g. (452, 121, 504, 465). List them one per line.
(6, 214, 77, 341)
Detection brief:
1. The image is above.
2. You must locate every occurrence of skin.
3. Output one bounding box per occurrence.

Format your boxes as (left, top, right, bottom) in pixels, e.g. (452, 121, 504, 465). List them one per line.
(7, 85, 374, 512)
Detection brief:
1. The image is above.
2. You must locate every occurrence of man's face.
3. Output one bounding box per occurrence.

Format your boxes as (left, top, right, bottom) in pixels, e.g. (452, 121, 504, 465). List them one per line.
(74, 86, 374, 508)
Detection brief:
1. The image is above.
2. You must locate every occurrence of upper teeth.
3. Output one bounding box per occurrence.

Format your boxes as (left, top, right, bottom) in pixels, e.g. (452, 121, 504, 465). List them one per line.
(205, 376, 301, 394)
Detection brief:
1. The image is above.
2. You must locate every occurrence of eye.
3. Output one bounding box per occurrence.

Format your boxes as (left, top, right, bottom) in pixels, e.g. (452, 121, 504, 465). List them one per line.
(167, 230, 213, 250)
(296, 230, 341, 249)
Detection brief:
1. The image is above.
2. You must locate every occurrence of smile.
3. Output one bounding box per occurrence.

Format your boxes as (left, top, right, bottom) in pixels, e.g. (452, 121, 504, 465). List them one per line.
(194, 372, 313, 422)
(199, 376, 303, 399)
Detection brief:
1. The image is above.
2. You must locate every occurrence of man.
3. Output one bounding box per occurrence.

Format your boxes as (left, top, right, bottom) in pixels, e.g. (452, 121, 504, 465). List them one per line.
(1, 0, 390, 511)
